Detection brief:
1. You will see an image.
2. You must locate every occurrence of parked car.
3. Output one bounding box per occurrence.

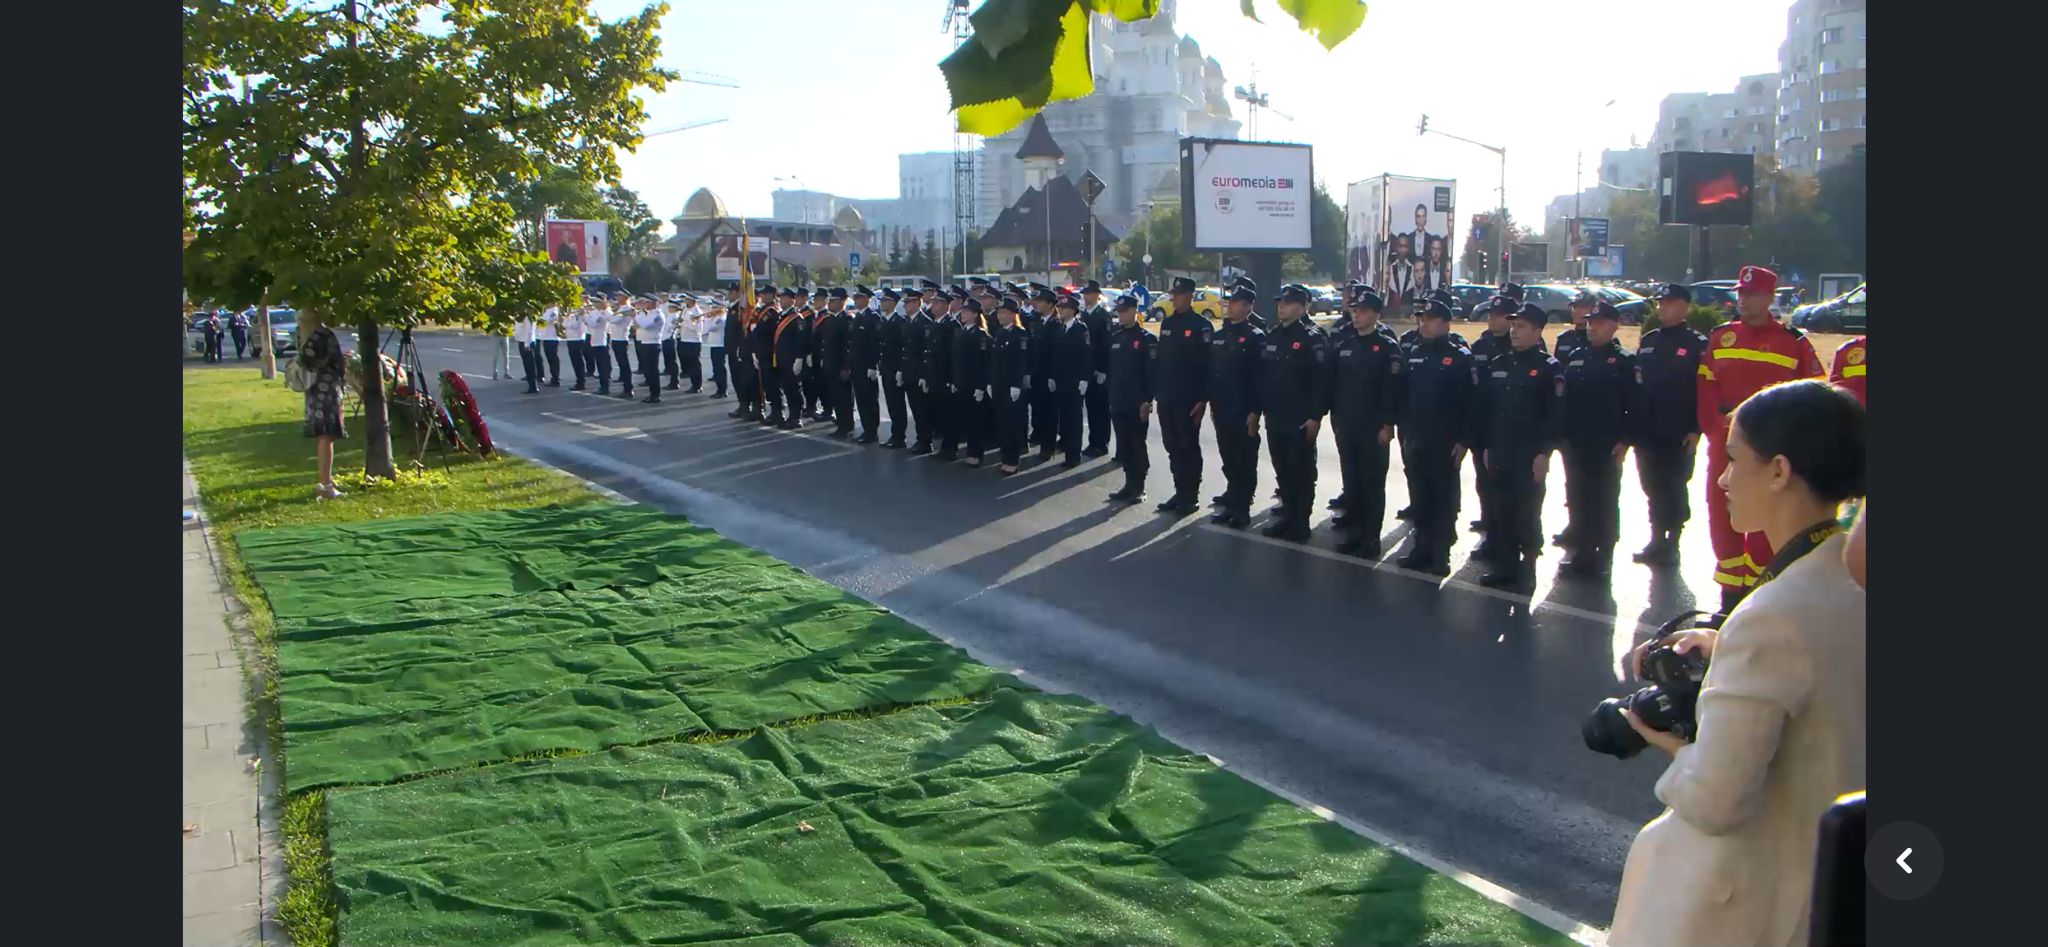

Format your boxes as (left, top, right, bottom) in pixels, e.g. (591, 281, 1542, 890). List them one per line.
(1144, 288, 1221, 323)
(1445, 283, 1496, 321)
(1591, 285, 1650, 325)
(1689, 282, 1740, 320)
(1522, 284, 1581, 322)
(263, 309, 301, 357)
(1308, 286, 1345, 315)
(1788, 283, 1865, 333)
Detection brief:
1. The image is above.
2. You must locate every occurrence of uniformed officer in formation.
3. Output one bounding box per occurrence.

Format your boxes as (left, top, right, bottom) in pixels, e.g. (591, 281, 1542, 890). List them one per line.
(1205, 282, 1264, 529)
(723, 285, 753, 415)
(606, 292, 636, 400)
(1154, 276, 1213, 514)
(925, 287, 961, 459)
(662, 293, 687, 391)
(904, 283, 938, 454)
(1044, 294, 1091, 468)
(1028, 285, 1062, 459)
(990, 297, 1032, 475)
(1106, 293, 1156, 503)
(632, 293, 666, 404)
(1396, 295, 1477, 575)
(948, 295, 992, 465)
(1549, 288, 1600, 551)
(846, 285, 880, 443)
(1253, 284, 1331, 542)
(1630, 283, 1706, 566)
(750, 285, 783, 423)
(1556, 300, 1639, 578)
(876, 288, 909, 448)
(1079, 280, 1114, 458)
(814, 287, 853, 436)
(773, 287, 811, 427)
(1327, 286, 1404, 557)
(1474, 302, 1565, 590)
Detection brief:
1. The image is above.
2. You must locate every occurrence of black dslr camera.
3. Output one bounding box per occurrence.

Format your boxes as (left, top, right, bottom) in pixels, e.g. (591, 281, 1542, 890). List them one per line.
(1582, 610, 1724, 759)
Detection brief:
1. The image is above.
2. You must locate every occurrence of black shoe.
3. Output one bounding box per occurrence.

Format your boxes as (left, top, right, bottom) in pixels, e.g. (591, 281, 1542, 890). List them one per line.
(832, 427, 854, 438)
(1480, 564, 1535, 590)
(1468, 519, 1486, 533)
(1336, 537, 1380, 559)
(1083, 446, 1108, 458)
(571, 382, 587, 391)
(1211, 493, 1229, 505)
(1396, 549, 1430, 570)
(1261, 520, 1291, 538)
(855, 433, 878, 444)
(1631, 538, 1661, 564)
(1110, 455, 1123, 464)
(668, 382, 682, 391)
(620, 389, 635, 398)
(1037, 448, 1056, 461)
(1327, 495, 1347, 510)
(882, 439, 905, 450)
(938, 450, 958, 462)
(524, 386, 539, 394)
(1395, 506, 1414, 520)
(548, 379, 562, 387)
(1062, 457, 1080, 469)
(1265, 504, 1289, 519)
(729, 408, 749, 419)
(778, 419, 800, 430)
(1108, 487, 1133, 501)
(911, 444, 933, 456)
(1208, 509, 1233, 525)
(1551, 527, 1578, 549)
(1156, 495, 1195, 514)
(1330, 514, 1356, 530)
(686, 386, 702, 394)
(712, 390, 727, 399)
(597, 387, 610, 396)
(641, 396, 661, 404)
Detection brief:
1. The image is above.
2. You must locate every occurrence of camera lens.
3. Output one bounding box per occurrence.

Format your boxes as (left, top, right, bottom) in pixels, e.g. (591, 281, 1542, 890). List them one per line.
(1581, 696, 1650, 759)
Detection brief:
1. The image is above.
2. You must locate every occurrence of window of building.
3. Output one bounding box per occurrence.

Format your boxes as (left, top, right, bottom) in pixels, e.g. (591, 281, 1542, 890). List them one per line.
(1673, 116, 1691, 130)
(1815, 146, 1826, 163)
(1821, 27, 1841, 44)
(1820, 89, 1842, 102)
(1748, 81, 1765, 96)
(1821, 117, 1844, 131)
(1749, 106, 1767, 115)
(1856, 85, 1866, 99)
(1819, 60, 1838, 74)
(1750, 122, 1764, 133)
(1856, 57, 1866, 68)
(1723, 108, 1739, 119)
(1856, 113, 1866, 128)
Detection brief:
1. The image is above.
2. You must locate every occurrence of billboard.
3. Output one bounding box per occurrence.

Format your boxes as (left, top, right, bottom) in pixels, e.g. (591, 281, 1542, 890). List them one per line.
(1585, 245, 1626, 278)
(544, 219, 611, 275)
(1658, 151, 1755, 226)
(1570, 216, 1610, 260)
(1180, 138, 1314, 251)
(712, 234, 771, 281)
(1509, 242, 1550, 276)
(1345, 174, 1456, 307)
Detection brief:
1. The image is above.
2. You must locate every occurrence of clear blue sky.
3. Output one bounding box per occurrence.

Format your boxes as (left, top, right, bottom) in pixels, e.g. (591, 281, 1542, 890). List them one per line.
(595, 0, 1791, 233)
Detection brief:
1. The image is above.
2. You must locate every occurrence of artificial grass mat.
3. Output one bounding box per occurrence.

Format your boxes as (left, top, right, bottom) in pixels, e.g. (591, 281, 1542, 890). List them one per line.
(326, 689, 1572, 947)
(239, 506, 1013, 791)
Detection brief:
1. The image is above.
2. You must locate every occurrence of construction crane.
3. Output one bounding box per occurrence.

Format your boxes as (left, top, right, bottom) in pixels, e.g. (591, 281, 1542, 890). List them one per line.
(942, 0, 975, 281)
(677, 71, 740, 88)
(643, 117, 729, 139)
(1232, 75, 1293, 142)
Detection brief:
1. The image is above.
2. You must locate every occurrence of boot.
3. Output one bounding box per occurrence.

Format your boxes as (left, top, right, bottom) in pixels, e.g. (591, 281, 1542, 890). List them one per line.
(855, 432, 878, 444)
(1396, 547, 1431, 571)
(1156, 494, 1196, 514)
(1336, 535, 1380, 558)
(1481, 557, 1536, 591)
(729, 406, 749, 419)
(1395, 505, 1414, 520)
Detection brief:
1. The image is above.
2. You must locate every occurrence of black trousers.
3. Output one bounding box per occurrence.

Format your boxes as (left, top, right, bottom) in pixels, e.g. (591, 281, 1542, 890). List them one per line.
(661, 338, 680, 387)
(882, 370, 909, 442)
(1031, 383, 1055, 449)
(1113, 410, 1150, 493)
(803, 364, 824, 414)
(1486, 450, 1546, 560)
(1563, 443, 1624, 553)
(962, 390, 993, 459)
(1267, 420, 1318, 535)
(635, 342, 662, 398)
(1158, 400, 1204, 499)
(854, 371, 881, 435)
(231, 326, 248, 358)
(909, 380, 934, 449)
(828, 370, 854, 431)
(1401, 436, 1462, 563)
(610, 341, 634, 393)
(567, 339, 590, 384)
(996, 389, 1028, 465)
(678, 341, 703, 390)
(591, 341, 612, 390)
(1333, 414, 1392, 538)
(542, 340, 561, 381)
(709, 347, 727, 394)
(1056, 388, 1084, 460)
(937, 386, 962, 454)
(781, 361, 805, 418)
(1084, 376, 1111, 451)
(1470, 444, 1492, 528)
(1210, 407, 1259, 513)
(759, 362, 782, 415)
(1635, 436, 1696, 531)
(519, 342, 541, 388)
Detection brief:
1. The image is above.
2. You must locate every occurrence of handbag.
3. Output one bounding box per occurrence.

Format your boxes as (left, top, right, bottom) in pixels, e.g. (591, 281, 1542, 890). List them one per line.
(284, 355, 312, 393)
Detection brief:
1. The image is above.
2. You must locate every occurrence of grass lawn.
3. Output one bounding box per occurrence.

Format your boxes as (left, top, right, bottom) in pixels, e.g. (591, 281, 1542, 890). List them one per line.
(184, 362, 607, 946)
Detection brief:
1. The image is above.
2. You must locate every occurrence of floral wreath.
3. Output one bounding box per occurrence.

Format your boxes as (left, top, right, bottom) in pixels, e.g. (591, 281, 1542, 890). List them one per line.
(438, 370, 494, 456)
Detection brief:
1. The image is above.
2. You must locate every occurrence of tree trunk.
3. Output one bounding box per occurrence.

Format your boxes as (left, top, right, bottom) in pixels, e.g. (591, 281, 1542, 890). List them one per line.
(354, 318, 397, 478)
(258, 290, 276, 380)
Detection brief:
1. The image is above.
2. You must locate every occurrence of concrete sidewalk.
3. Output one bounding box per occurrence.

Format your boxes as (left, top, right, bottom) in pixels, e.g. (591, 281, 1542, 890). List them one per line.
(183, 463, 284, 946)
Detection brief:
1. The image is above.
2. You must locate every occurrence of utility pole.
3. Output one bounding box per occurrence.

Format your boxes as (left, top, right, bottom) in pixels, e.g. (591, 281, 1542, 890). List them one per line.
(1422, 115, 1511, 283)
(1574, 150, 1583, 281)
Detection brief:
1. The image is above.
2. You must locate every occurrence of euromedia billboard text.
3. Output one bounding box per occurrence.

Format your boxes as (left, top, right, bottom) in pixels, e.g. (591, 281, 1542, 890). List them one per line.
(1180, 138, 1313, 252)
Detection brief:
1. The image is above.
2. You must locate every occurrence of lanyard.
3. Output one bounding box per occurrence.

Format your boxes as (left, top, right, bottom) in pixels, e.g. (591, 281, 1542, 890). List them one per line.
(1755, 519, 1844, 587)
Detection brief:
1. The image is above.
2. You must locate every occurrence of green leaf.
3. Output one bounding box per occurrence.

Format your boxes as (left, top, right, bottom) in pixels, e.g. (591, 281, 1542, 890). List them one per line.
(947, 1, 1094, 135)
(969, 0, 1073, 60)
(1240, 0, 1262, 22)
(1274, 0, 1368, 50)
(1080, 0, 1161, 21)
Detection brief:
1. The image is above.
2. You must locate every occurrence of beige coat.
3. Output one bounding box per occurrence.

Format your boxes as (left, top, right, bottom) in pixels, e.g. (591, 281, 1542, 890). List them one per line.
(1609, 533, 1865, 947)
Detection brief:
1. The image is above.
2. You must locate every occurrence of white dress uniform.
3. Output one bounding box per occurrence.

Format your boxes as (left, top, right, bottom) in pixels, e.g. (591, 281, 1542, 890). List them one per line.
(633, 304, 667, 401)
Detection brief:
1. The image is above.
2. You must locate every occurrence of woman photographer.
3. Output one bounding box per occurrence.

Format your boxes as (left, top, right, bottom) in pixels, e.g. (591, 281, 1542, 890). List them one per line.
(1608, 379, 1865, 947)
(297, 311, 349, 499)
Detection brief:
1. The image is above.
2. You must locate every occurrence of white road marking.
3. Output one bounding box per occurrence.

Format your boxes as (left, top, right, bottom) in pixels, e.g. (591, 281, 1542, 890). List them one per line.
(440, 346, 465, 353)
(538, 411, 655, 442)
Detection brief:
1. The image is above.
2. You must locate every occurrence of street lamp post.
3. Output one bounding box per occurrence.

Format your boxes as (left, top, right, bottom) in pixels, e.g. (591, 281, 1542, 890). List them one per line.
(1419, 115, 1507, 283)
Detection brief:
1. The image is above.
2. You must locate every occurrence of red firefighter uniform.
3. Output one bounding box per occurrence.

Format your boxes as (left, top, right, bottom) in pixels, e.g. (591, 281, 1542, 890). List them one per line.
(1695, 267, 1825, 594)
(1830, 336, 1866, 407)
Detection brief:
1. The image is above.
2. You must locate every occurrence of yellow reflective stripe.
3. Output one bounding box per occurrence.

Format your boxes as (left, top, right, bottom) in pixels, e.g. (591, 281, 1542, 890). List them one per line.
(1713, 571, 1749, 587)
(1718, 555, 1749, 568)
(1841, 365, 1865, 378)
(1743, 553, 1765, 571)
(1697, 364, 1716, 380)
(1715, 347, 1798, 369)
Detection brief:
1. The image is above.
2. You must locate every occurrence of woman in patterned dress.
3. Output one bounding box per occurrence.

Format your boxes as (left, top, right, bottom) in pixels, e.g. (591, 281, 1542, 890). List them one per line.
(298, 311, 349, 498)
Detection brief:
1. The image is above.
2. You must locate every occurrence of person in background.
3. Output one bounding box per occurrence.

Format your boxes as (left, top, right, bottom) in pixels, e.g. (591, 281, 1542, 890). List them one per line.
(202, 311, 224, 362)
(229, 309, 251, 360)
(1609, 379, 1866, 947)
(661, 294, 687, 392)
(1395, 295, 1476, 575)
(1253, 284, 1332, 543)
(513, 311, 540, 394)
(1105, 294, 1156, 504)
(607, 292, 635, 400)
(563, 299, 591, 391)
(587, 294, 614, 396)
(297, 310, 349, 499)
(1829, 336, 1865, 408)
(1466, 293, 1520, 555)
(1557, 301, 1639, 578)
(1327, 285, 1402, 558)
(537, 303, 562, 386)
(1475, 303, 1564, 591)
(632, 293, 665, 405)
(701, 299, 727, 399)
(1205, 283, 1265, 530)
(773, 288, 810, 428)
(676, 295, 705, 394)
(1153, 276, 1213, 514)
(1632, 283, 1707, 566)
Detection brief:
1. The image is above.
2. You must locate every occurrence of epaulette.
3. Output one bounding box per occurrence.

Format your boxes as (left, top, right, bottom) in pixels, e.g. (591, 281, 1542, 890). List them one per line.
(1783, 324, 1805, 338)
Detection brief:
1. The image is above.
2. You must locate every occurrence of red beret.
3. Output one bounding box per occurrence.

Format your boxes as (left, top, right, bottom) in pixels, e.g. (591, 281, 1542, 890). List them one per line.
(1736, 265, 1778, 296)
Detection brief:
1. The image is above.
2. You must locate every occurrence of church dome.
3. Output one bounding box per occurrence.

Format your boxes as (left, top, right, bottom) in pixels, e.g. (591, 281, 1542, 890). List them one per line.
(834, 204, 865, 230)
(680, 187, 727, 219)
(1177, 36, 1201, 60)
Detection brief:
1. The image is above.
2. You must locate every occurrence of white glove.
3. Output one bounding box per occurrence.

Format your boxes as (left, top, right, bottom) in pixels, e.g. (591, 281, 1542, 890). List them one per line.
(919, 379, 928, 392)
(974, 387, 986, 402)
(1078, 380, 1089, 396)
(1095, 371, 1107, 384)
(947, 383, 957, 393)
(867, 368, 879, 381)
(1048, 379, 1058, 393)
(793, 357, 805, 373)
(1009, 386, 1021, 401)
(895, 371, 905, 386)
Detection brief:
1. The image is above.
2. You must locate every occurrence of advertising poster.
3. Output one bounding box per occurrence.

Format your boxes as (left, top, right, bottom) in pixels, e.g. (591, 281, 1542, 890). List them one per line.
(1345, 177, 1383, 286)
(544, 219, 611, 275)
(1379, 176, 1456, 307)
(1585, 245, 1626, 278)
(1180, 138, 1314, 251)
(712, 234, 771, 281)
(1571, 216, 1610, 260)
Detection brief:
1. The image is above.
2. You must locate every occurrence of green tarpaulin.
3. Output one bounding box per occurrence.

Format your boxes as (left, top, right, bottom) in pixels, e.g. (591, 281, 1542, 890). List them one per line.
(240, 507, 1011, 791)
(328, 690, 1571, 947)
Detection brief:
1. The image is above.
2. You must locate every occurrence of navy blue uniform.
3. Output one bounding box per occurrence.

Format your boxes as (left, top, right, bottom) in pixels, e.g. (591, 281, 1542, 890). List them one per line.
(926, 317, 960, 456)
(878, 310, 910, 445)
(772, 309, 811, 426)
(1328, 320, 1404, 548)
(1255, 317, 1333, 540)
(1398, 334, 1479, 567)
(1633, 322, 1707, 534)
(950, 319, 994, 460)
(1108, 323, 1158, 496)
(1048, 317, 1091, 463)
(850, 307, 883, 439)
(905, 310, 939, 451)
(1206, 317, 1265, 517)
(1029, 312, 1060, 453)
(991, 323, 1032, 466)
(750, 307, 779, 418)
(1082, 303, 1114, 453)
(1474, 345, 1565, 572)
(1559, 338, 1640, 563)
(815, 309, 853, 432)
(1155, 309, 1213, 502)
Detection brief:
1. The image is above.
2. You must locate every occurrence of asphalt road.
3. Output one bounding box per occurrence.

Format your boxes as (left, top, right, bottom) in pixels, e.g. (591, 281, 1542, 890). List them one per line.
(398, 329, 1733, 931)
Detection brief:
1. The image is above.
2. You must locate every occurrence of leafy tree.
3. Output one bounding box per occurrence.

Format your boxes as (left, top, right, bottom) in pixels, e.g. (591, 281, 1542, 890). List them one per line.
(903, 237, 929, 276)
(1458, 208, 1536, 283)
(886, 240, 905, 272)
(680, 246, 716, 288)
(1307, 181, 1344, 281)
(943, 0, 1368, 135)
(184, 0, 672, 478)
(921, 231, 940, 276)
(623, 257, 671, 295)
(602, 185, 665, 271)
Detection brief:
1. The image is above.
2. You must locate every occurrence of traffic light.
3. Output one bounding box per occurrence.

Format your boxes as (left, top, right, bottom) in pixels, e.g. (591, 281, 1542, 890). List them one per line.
(1417, 114, 1429, 136)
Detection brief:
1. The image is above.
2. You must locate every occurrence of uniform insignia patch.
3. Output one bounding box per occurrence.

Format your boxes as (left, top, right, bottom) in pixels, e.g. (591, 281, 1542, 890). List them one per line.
(1528, 369, 1539, 377)
(1292, 341, 1302, 350)
(1719, 331, 1736, 347)
(1676, 347, 1687, 356)
(1442, 356, 1453, 366)
(1184, 329, 1193, 337)
(1608, 356, 1617, 363)
(1847, 347, 1864, 365)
